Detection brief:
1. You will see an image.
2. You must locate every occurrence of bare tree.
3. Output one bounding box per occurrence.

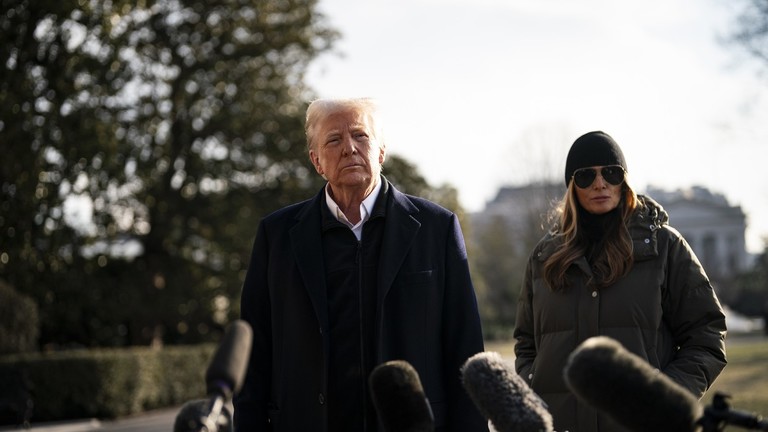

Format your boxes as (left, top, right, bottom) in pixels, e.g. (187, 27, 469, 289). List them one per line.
(469, 124, 570, 339)
(731, 0, 768, 64)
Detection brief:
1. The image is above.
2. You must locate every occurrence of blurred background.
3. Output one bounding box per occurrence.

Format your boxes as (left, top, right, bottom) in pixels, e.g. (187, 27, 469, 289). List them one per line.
(1, 0, 767, 427)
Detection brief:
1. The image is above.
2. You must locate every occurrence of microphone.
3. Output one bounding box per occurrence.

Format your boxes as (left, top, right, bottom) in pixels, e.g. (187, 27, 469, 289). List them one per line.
(174, 320, 253, 432)
(205, 320, 253, 399)
(368, 360, 434, 432)
(563, 336, 702, 432)
(461, 351, 553, 432)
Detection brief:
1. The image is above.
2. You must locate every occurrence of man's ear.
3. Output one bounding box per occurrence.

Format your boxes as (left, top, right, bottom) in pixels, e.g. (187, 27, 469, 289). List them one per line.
(310, 150, 323, 175)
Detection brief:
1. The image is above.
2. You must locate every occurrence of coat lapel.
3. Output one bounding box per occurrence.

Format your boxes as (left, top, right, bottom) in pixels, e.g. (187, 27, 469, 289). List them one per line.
(289, 191, 330, 331)
(377, 185, 421, 304)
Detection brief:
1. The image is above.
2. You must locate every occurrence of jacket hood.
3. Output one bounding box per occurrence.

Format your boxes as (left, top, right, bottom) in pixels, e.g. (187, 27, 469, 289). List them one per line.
(634, 194, 669, 227)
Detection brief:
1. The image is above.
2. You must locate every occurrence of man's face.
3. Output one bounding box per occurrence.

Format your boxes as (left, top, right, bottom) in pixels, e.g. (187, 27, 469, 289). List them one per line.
(309, 108, 385, 191)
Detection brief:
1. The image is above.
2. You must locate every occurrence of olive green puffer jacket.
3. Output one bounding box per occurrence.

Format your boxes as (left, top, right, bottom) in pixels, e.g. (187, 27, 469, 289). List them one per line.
(514, 194, 727, 432)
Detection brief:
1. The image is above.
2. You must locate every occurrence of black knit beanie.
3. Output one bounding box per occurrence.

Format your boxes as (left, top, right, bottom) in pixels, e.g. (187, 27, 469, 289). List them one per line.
(564, 131, 627, 186)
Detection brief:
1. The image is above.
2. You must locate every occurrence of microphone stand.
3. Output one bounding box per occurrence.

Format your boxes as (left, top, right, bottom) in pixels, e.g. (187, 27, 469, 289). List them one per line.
(699, 392, 768, 431)
(175, 320, 250, 432)
(173, 393, 233, 432)
(174, 381, 234, 432)
(201, 393, 230, 432)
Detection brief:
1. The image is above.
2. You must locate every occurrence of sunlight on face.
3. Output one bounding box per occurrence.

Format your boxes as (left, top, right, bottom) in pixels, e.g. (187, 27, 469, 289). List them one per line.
(309, 108, 385, 192)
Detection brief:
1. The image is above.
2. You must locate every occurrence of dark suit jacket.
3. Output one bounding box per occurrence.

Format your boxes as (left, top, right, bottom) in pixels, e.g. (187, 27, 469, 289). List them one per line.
(234, 178, 487, 431)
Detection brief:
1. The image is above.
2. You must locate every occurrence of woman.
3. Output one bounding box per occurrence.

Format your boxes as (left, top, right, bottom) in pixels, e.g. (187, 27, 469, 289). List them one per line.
(513, 131, 727, 432)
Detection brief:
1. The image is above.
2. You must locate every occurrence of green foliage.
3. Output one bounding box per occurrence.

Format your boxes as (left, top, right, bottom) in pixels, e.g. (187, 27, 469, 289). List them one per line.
(383, 153, 471, 256)
(384, 154, 464, 217)
(0, 0, 466, 350)
(700, 338, 768, 431)
(468, 184, 556, 340)
(469, 216, 525, 340)
(0, 344, 214, 424)
(0, 280, 39, 354)
(153, 345, 214, 406)
(729, 247, 768, 320)
(384, 155, 431, 196)
(0, 0, 337, 347)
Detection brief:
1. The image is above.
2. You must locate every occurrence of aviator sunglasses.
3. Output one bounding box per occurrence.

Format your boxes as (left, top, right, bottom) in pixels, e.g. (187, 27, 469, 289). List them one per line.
(572, 165, 625, 189)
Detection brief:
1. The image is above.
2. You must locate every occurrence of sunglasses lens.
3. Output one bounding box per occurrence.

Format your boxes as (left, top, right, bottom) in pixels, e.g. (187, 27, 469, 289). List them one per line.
(573, 169, 597, 188)
(572, 166, 625, 188)
(602, 166, 625, 185)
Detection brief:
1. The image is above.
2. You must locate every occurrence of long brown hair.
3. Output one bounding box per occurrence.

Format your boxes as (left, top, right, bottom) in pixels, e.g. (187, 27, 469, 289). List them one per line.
(542, 180, 639, 291)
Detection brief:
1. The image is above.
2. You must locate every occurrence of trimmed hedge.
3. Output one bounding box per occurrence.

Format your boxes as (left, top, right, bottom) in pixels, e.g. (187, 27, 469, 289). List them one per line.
(0, 344, 215, 425)
(0, 280, 39, 354)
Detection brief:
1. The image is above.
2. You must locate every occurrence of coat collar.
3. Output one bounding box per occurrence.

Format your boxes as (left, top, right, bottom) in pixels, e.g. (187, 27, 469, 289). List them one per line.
(628, 194, 668, 261)
(288, 176, 421, 327)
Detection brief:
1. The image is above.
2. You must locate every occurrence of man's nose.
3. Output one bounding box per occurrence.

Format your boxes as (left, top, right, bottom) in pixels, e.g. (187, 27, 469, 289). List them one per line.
(341, 134, 357, 155)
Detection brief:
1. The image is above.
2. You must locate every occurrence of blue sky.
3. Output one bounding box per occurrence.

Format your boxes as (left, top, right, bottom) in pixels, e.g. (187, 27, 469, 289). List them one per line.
(306, 0, 768, 252)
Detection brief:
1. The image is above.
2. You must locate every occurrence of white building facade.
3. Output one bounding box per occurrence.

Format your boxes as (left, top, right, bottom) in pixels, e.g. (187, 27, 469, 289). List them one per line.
(646, 186, 750, 283)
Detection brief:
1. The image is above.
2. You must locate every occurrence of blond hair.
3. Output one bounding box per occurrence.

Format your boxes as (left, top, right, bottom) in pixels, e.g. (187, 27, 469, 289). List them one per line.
(542, 179, 639, 291)
(304, 97, 385, 152)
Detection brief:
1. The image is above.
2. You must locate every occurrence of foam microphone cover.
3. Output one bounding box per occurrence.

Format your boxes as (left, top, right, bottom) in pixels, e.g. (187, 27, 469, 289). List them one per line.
(369, 360, 434, 432)
(205, 320, 253, 398)
(564, 336, 702, 432)
(461, 351, 553, 432)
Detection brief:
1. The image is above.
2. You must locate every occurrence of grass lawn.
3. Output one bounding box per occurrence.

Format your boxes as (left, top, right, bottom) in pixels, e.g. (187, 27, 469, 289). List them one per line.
(701, 335, 768, 431)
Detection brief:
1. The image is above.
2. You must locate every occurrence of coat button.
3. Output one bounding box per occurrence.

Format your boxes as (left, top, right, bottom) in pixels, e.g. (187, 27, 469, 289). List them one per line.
(528, 373, 533, 380)
(644, 238, 650, 244)
(591, 291, 598, 298)
(318, 393, 325, 405)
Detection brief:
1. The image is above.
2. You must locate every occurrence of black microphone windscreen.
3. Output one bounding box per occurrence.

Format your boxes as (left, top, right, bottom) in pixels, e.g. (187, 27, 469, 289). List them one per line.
(205, 320, 253, 398)
(461, 351, 553, 432)
(563, 336, 702, 432)
(369, 360, 434, 432)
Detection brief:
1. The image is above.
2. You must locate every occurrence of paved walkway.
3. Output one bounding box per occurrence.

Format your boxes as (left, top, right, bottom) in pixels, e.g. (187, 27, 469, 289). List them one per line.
(0, 407, 177, 432)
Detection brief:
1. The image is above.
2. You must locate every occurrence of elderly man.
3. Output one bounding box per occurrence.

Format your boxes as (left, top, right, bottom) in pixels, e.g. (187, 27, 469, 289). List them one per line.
(234, 98, 487, 431)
